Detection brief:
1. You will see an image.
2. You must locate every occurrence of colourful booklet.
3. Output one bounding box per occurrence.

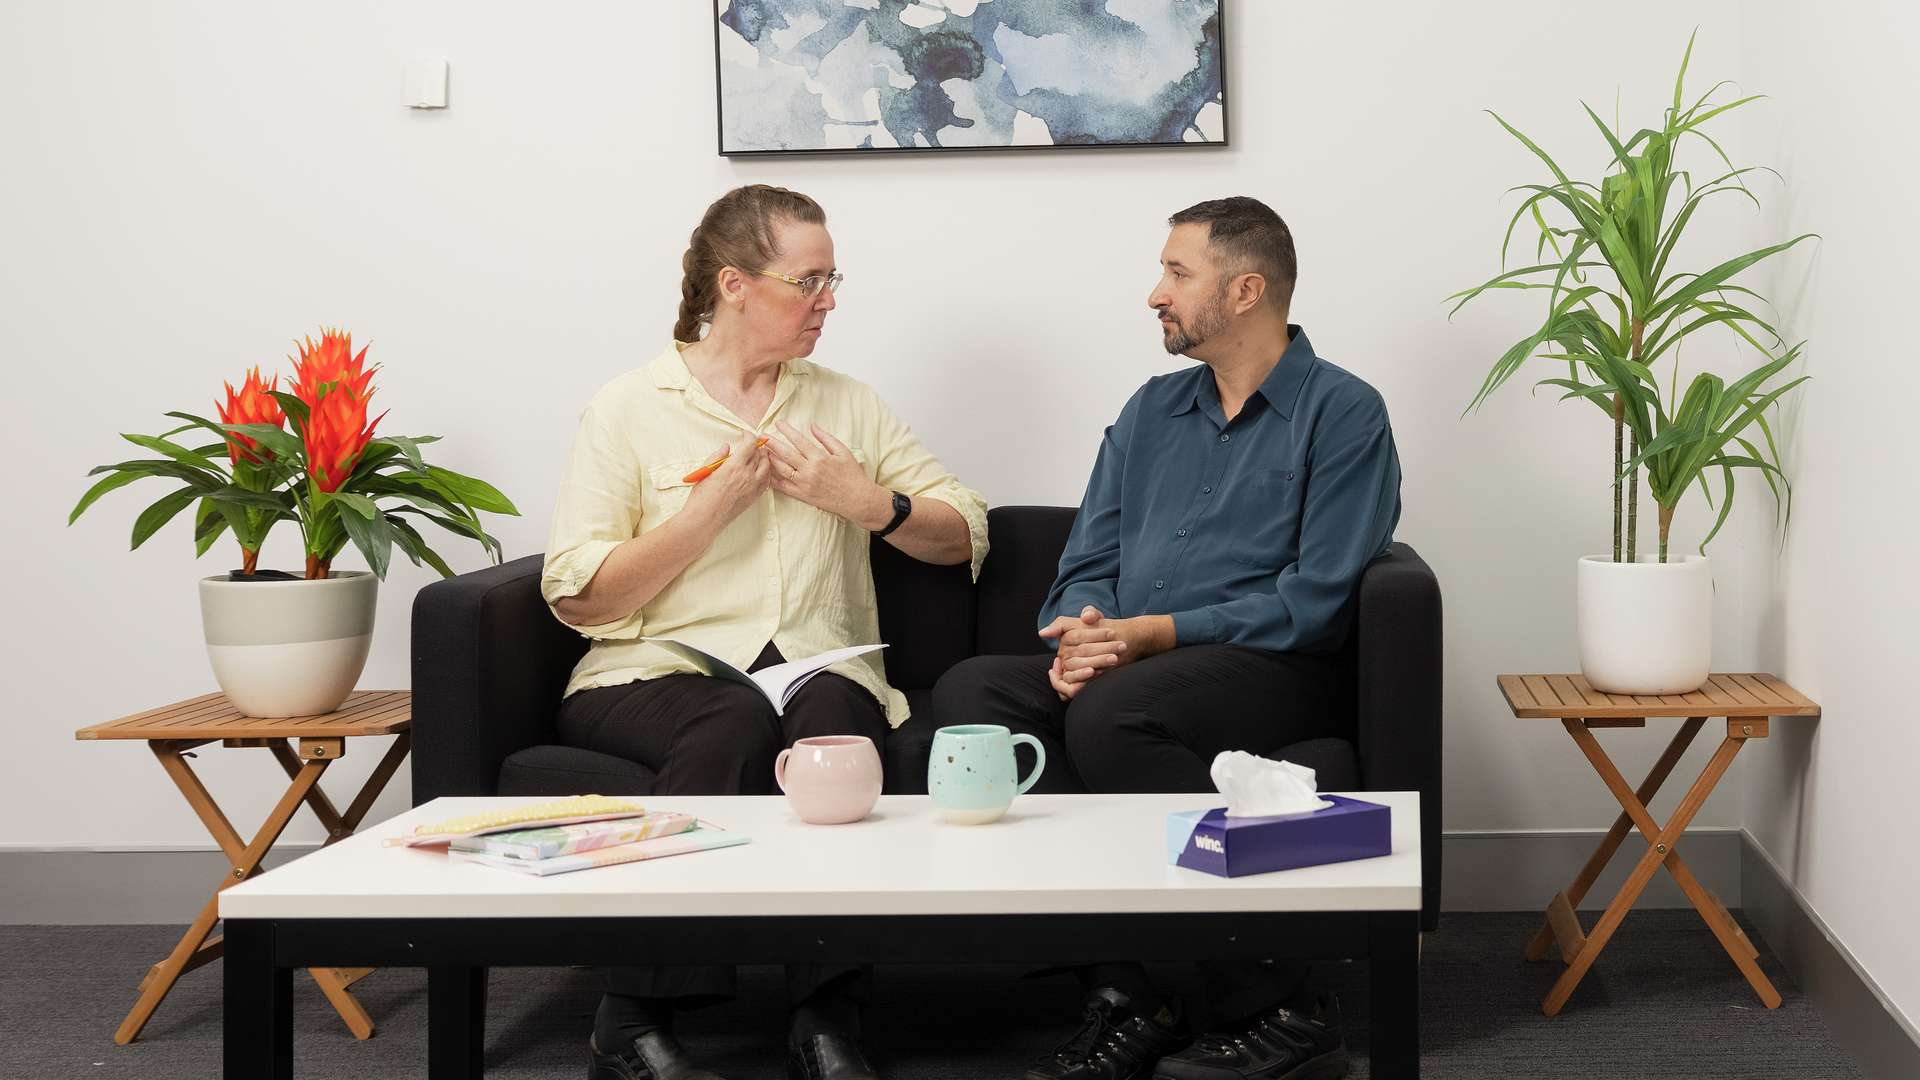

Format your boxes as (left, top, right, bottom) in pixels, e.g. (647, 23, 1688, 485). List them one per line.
(448, 823, 750, 877)
(388, 794, 649, 848)
(448, 812, 697, 861)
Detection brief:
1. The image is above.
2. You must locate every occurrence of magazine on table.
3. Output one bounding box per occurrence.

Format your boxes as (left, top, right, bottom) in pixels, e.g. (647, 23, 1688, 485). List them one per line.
(449, 823, 749, 877)
(447, 811, 697, 861)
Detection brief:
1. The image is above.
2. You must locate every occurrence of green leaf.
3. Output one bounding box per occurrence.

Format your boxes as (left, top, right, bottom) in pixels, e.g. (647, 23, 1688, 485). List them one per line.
(386, 514, 457, 578)
(205, 485, 291, 514)
(340, 442, 404, 488)
(355, 475, 469, 517)
(424, 467, 519, 515)
(386, 506, 504, 562)
(379, 435, 431, 474)
(163, 410, 232, 437)
(1649, 234, 1817, 319)
(1670, 28, 1698, 116)
(338, 502, 394, 579)
(332, 491, 380, 520)
(193, 499, 230, 557)
(130, 487, 201, 550)
(119, 433, 227, 479)
(86, 459, 224, 491)
(223, 422, 303, 463)
(268, 391, 311, 435)
(209, 497, 265, 550)
(69, 469, 147, 525)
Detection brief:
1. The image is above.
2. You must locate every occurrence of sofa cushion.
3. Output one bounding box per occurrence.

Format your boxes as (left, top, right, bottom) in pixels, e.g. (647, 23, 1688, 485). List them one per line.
(884, 689, 939, 795)
(871, 537, 975, 692)
(498, 744, 657, 797)
(974, 506, 1079, 657)
(1266, 736, 1359, 793)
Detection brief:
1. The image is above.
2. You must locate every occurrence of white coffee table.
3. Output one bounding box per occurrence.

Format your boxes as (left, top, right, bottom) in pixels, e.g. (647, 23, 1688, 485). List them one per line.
(220, 792, 1422, 1079)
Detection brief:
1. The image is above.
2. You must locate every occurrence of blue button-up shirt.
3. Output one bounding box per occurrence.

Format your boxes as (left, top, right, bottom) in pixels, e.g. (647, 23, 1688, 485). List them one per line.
(1040, 326, 1402, 655)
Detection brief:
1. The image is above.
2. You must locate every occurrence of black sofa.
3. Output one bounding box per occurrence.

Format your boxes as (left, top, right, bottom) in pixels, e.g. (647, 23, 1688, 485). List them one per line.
(411, 505, 1443, 928)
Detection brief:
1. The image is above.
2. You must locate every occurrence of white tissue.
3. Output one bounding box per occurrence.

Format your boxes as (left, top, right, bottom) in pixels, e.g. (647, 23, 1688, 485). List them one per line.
(1210, 751, 1333, 818)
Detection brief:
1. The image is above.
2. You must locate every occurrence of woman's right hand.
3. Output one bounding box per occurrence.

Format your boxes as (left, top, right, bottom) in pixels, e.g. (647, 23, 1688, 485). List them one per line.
(681, 434, 771, 532)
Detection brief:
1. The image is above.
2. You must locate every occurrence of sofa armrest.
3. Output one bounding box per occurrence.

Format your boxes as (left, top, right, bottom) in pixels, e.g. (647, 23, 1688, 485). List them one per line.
(1354, 542, 1443, 930)
(410, 554, 587, 805)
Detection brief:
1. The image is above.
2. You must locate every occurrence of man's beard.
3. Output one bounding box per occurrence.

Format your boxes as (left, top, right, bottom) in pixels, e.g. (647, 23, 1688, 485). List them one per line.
(1161, 287, 1230, 355)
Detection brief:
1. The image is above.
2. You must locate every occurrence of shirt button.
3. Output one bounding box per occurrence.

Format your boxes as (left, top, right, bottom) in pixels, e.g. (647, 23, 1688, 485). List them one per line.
(1285, 470, 1295, 481)
(1176, 529, 1187, 538)
(1202, 486, 1212, 495)
(1219, 434, 1230, 443)
(1154, 579, 1166, 589)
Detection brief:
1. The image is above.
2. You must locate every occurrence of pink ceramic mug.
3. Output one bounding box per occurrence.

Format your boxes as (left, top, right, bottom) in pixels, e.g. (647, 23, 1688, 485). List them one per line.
(774, 735, 883, 825)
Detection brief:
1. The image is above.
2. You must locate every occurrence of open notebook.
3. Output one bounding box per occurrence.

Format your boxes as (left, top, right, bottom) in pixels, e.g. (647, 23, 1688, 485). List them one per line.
(642, 638, 886, 716)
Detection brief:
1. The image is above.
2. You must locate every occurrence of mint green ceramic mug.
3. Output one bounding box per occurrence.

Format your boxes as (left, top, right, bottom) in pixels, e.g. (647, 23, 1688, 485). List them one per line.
(928, 723, 1046, 825)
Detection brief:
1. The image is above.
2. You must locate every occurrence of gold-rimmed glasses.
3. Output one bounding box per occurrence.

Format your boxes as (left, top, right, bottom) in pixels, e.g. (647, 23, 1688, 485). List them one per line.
(754, 269, 844, 299)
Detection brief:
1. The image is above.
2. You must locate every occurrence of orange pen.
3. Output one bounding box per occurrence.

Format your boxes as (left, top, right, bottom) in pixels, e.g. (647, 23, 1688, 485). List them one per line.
(682, 437, 771, 484)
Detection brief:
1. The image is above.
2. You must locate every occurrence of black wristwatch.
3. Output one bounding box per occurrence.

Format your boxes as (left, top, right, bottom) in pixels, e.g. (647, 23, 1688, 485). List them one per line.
(874, 490, 912, 537)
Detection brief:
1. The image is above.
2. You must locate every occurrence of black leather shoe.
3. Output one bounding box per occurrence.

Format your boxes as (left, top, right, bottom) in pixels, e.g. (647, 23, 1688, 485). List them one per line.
(1025, 987, 1191, 1080)
(588, 1029, 731, 1080)
(1151, 996, 1347, 1080)
(787, 1030, 880, 1080)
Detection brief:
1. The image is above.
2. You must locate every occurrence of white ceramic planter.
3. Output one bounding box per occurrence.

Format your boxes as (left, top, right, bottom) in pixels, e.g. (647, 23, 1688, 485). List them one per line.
(198, 572, 377, 718)
(1576, 554, 1712, 695)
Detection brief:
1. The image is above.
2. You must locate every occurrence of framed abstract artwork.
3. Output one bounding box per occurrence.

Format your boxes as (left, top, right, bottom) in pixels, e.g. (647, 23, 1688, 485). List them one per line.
(714, 0, 1228, 156)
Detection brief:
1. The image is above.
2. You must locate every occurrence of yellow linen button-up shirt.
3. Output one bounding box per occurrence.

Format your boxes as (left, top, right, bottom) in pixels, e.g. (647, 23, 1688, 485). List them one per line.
(541, 342, 989, 727)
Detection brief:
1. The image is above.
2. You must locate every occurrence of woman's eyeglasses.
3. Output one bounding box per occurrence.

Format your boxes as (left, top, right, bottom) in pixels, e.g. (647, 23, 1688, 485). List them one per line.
(754, 269, 845, 300)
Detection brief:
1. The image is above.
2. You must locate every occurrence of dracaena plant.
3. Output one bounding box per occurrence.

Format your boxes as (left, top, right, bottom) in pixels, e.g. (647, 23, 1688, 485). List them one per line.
(1449, 31, 1815, 562)
(71, 328, 517, 580)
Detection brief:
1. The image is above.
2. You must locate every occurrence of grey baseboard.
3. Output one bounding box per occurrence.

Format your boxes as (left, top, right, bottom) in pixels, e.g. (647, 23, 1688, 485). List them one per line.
(1441, 827, 1743, 912)
(0, 845, 317, 925)
(1742, 831, 1920, 1080)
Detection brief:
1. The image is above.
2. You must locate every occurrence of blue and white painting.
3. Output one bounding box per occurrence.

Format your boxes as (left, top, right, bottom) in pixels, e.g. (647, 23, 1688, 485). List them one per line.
(715, 0, 1227, 154)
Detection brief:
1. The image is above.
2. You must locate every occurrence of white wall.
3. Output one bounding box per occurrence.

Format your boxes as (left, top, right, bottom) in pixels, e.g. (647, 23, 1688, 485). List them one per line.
(4, 0, 1787, 854)
(1738, 0, 1920, 1031)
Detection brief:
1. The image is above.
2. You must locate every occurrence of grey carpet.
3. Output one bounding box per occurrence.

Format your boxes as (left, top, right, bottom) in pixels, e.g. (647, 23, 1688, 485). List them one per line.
(2, 912, 1863, 1079)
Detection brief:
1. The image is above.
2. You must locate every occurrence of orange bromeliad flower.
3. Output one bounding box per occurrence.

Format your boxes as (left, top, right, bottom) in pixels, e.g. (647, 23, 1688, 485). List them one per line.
(291, 328, 387, 492)
(215, 367, 286, 464)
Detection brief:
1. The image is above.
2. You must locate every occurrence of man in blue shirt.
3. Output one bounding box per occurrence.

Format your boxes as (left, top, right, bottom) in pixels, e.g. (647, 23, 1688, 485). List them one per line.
(935, 197, 1401, 1080)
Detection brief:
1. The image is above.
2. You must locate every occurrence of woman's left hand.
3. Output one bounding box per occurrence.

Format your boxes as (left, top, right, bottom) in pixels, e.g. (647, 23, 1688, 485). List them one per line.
(767, 420, 888, 528)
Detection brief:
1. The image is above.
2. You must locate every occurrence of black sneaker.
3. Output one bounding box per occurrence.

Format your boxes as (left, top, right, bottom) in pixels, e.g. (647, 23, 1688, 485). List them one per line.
(587, 1029, 731, 1080)
(1025, 987, 1191, 1080)
(1151, 996, 1347, 1080)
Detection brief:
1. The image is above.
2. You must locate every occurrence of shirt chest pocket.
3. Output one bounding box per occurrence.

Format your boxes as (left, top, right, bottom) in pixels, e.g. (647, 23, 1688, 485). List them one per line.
(645, 461, 703, 526)
(1226, 465, 1308, 567)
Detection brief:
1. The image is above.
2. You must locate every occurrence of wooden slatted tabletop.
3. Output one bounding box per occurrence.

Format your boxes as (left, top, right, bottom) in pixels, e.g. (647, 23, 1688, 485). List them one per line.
(75, 690, 411, 742)
(1497, 673, 1819, 719)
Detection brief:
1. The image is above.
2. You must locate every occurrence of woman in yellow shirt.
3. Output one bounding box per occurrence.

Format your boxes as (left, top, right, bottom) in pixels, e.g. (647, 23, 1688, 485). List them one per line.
(543, 184, 988, 1080)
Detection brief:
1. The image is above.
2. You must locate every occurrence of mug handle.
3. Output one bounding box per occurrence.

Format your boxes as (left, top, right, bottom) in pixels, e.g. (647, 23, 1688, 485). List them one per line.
(1010, 734, 1047, 795)
(774, 748, 791, 793)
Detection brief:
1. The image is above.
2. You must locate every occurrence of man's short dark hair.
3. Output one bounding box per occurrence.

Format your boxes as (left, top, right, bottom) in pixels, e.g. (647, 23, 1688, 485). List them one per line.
(1168, 196, 1297, 309)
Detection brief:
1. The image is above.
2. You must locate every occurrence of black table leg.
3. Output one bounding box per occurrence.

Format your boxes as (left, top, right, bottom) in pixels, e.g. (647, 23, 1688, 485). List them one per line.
(224, 918, 291, 1080)
(429, 965, 487, 1080)
(1368, 912, 1420, 1079)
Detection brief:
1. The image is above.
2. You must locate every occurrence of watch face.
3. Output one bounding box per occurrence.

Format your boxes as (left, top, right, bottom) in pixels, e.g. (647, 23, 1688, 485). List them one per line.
(893, 492, 912, 516)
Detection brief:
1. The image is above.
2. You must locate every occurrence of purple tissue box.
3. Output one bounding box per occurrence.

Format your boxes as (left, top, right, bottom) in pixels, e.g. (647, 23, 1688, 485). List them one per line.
(1166, 795, 1392, 877)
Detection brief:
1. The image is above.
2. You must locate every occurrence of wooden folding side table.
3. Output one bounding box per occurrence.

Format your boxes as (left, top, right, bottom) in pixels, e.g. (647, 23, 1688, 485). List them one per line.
(1496, 673, 1818, 1016)
(75, 690, 412, 1044)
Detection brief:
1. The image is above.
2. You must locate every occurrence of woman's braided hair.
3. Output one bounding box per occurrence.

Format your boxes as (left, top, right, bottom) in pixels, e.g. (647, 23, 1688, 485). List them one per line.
(673, 184, 827, 342)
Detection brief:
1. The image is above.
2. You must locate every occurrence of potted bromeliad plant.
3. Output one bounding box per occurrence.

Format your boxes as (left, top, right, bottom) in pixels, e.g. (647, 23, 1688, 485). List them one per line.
(71, 328, 517, 716)
(1451, 32, 1814, 695)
